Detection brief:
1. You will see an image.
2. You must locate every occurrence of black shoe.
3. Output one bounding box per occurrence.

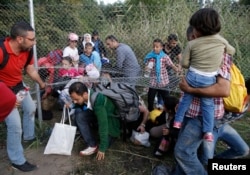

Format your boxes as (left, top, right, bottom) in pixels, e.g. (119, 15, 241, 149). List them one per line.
(12, 161, 38, 172)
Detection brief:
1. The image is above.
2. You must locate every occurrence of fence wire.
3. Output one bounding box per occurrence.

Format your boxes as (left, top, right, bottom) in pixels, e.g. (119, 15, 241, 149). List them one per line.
(0, 2, 250, 100)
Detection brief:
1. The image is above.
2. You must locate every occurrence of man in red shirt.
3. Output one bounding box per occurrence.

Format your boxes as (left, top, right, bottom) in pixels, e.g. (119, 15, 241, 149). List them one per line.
(0, 21, 46, 172)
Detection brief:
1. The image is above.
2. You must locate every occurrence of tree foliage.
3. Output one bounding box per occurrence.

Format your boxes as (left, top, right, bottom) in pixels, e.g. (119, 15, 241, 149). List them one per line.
(239, 0, 250, 5)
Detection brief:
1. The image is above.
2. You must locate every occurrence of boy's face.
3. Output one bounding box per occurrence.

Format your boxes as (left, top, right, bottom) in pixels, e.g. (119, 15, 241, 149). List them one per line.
(153, 42, 163, 54)
(84, 46, 93, 55)
(70, 92, 88, 105)
(167, 39, 178, 49)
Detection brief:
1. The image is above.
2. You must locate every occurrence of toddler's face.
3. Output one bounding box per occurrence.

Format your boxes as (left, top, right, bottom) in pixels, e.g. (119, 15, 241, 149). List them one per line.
(61, 60, 72, 69)
(153, 42, 163, 54)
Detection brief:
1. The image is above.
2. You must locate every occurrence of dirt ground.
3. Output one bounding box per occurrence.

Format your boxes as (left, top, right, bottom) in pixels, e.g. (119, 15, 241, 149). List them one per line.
(0, 109, 171, 175)
(0, 134, 169, 175)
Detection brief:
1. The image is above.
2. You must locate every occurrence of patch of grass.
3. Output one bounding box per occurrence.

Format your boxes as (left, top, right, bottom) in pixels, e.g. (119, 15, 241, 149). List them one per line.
(69, 138, 173, 175)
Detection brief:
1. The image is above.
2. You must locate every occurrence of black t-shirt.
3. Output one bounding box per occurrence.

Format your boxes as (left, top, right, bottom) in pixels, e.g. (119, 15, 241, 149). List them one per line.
(164, 44, 182, 62)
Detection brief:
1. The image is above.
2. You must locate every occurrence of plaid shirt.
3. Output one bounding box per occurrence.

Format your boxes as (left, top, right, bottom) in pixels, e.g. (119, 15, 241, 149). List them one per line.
(149, 55, 175, 88)
(185, 53, 233, 119)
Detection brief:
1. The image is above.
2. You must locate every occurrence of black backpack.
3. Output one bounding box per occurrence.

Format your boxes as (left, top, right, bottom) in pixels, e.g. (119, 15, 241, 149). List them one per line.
(90, 82, 140, 141)
(0, 38, 33, 70)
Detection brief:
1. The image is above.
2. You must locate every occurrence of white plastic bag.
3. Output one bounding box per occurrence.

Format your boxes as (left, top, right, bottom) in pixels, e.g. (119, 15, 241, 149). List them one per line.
(44, 107, 76, 155)
(130, 130, 151, 147)
(86, 63, 100, 79)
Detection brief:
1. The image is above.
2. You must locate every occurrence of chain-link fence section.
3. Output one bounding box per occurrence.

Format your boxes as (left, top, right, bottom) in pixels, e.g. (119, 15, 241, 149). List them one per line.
(1, 1, 250, 163)
(0, 2, 250, 94)
(0, 1, 250, 100)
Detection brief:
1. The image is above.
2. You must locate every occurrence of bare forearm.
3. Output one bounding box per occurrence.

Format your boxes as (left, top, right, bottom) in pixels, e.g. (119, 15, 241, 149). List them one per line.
(26, 66, 46, 88)
(180, 77, 230, 97)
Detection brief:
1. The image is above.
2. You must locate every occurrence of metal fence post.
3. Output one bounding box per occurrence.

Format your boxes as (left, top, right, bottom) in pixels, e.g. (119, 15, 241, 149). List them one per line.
(29, 0, 43, 126)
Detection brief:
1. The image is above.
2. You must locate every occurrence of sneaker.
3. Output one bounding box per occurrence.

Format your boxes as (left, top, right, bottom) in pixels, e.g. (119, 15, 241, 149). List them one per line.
(204, 132, 214, 142)
(173, 121, 182, 129)
(12, 161, 38, 172)
(79, 146, 98, 156)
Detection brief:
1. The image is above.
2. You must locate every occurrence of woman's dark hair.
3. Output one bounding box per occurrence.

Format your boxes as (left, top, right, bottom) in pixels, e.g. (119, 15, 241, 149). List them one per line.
(69, 82, 88, 96)
(189, 8, 221, 36)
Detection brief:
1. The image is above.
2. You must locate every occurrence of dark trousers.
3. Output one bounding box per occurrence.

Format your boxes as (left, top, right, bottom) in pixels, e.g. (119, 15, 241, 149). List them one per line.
(147, 88, 169, 112)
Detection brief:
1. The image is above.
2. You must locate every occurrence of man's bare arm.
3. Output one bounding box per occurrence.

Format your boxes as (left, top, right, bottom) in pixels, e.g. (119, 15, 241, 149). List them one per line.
(179, 76, 230, 97)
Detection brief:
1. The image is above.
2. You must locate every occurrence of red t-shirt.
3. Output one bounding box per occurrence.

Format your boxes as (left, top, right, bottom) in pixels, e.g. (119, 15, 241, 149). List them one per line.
(0, 37, 34, 87)
(0, 82, 16, 121)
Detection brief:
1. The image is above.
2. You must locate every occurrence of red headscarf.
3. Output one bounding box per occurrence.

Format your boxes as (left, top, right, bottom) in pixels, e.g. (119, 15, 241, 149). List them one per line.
(0, 82, 16, 122)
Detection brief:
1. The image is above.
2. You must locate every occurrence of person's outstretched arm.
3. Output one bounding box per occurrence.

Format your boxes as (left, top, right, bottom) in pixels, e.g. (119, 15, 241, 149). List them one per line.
(179, 76, 230, 97)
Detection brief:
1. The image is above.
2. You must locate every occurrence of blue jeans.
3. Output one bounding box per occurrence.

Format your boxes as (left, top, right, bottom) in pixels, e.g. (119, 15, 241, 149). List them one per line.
(175, 70, 216, 133)
(172, 116, 207, 175)
(74, 108, 97, 147)
(202, 122, 249, 165)
(5, 92, 36, 165)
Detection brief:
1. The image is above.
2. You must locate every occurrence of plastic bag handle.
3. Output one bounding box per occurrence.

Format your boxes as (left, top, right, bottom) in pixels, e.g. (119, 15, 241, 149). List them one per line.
(61, 106, 72, 126)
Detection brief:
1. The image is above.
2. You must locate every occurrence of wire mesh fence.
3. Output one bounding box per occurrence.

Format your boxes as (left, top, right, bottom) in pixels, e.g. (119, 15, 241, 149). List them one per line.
(1, 2, 250, 95)
(0, 2, 250, 96)
(0, 1, 250, 164)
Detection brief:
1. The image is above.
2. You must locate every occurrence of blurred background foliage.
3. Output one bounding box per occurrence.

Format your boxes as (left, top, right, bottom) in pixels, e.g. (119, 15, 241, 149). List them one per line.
(0, 0, 249, 76)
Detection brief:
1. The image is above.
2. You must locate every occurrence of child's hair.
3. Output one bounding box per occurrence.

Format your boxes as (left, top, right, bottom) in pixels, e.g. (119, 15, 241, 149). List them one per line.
(189, 8, 221, 36)
(62, 56, 73, 64)
(153, 38, 164, 46)
(85, 42, 94, 49)
(164, 96, 179, 115)
(167, 34, 178, 41)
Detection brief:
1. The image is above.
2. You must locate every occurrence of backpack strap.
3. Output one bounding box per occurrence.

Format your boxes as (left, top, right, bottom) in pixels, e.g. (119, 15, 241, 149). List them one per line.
(0, 38, 9, 70)
(90, 91, 99, 107)
(0, 37, 33, 70)
(24, 49, 33, 68)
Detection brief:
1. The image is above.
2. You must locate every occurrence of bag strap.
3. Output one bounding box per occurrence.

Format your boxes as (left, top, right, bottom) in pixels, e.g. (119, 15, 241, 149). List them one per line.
(24, 49, 33, 68)
(0, 38, 9, 69)
(61, 106, 72, 126)
(0, 37, 33, 70)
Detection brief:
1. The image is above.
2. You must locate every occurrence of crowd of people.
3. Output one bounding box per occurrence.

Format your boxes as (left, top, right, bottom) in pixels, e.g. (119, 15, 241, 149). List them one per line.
(0, 7, 249, 174)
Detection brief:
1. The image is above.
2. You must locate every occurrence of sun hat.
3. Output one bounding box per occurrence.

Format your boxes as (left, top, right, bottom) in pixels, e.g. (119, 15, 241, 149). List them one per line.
(68, 32, 79, 41)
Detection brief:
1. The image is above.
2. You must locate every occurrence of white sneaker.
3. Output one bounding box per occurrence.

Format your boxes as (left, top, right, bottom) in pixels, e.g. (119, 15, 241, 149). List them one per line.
(79, 146, 97, 156)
